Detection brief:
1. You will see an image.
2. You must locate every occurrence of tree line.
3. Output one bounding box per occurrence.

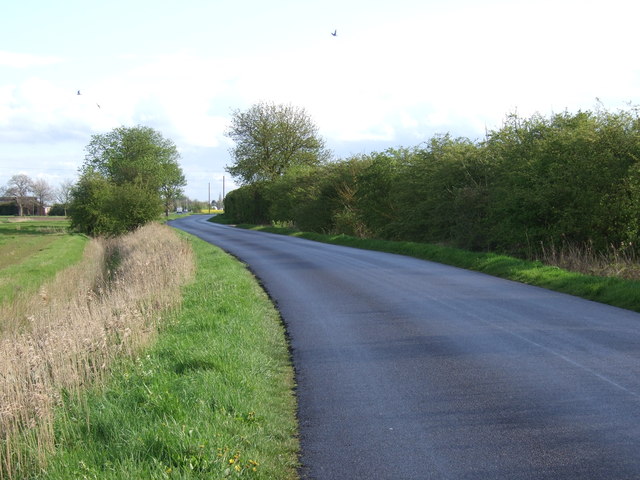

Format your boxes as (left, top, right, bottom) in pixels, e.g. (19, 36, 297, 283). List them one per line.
(224, 105, 640, 256)
(1, 174, 74, 216)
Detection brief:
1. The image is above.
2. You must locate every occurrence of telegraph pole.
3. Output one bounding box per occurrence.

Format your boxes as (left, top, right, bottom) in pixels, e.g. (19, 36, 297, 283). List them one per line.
(208, 182, 211, 214)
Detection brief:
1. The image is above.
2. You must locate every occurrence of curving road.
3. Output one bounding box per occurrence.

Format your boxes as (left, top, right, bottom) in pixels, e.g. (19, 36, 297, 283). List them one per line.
(170, 215, 640, 479)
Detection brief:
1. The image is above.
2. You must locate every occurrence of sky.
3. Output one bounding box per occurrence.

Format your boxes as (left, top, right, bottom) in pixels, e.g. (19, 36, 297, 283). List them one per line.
(1, 0, 639, 201)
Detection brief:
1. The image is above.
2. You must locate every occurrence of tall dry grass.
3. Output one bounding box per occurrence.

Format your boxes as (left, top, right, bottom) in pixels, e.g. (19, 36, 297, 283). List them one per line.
(0, 223, 194, 478)
(537, 241, 640, 280)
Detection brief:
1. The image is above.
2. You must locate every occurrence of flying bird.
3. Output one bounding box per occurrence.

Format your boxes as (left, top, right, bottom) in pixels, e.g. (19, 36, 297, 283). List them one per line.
(331, 29, 337, 36)
(77, 90, 81, 95)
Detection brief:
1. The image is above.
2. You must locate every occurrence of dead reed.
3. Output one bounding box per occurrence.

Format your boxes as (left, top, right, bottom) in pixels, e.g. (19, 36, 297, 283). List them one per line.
(0, 223, 194, 478)
(537, 241, 640, 280)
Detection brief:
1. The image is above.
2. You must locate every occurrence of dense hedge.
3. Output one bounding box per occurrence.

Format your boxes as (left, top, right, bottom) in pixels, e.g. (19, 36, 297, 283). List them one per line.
(224, 108, 640, 256)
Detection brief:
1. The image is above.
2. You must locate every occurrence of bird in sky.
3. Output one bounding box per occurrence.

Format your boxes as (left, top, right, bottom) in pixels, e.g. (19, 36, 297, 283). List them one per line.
(331, 30, 337, 36)
(77, 90, 81, 95)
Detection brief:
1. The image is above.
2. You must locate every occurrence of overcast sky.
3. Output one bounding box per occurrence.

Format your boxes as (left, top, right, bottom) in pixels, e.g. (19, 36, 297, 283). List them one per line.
(1, 0, 639, 200)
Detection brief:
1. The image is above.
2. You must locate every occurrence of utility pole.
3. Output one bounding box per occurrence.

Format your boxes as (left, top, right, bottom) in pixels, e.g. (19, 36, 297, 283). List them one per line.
(222, 175, 226, 211)
(208, 182, 211, 214)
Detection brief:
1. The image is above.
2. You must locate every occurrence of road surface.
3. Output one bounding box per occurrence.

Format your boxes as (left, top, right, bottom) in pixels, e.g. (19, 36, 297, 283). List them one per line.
(170, 215, 640, 479)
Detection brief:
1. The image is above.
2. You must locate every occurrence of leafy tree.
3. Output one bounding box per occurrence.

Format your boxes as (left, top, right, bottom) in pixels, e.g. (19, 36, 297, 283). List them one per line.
(225, 102, 330, 184)
(158, 161, 187, 216)
(3, 174, 34, 216)
(83, 125, 185, 201)
(69, 126, 186, 235)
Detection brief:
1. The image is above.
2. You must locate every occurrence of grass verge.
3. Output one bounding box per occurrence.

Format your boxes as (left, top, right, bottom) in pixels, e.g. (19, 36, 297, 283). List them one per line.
(210, 216, 640, 314)
(25, 231, 298, 479)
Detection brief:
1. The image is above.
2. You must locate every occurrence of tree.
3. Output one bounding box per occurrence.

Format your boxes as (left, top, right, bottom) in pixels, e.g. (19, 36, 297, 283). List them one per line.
(31, 178, 54, 215)
(69, 125, 186, 235)
(158, 161, 187, 216)
(56, 179, 75, 216)
(68, 170, 114, 235)
(225, 102, 330, 185)
(83, 125, 185, 192)
(3, 174, 33, 216)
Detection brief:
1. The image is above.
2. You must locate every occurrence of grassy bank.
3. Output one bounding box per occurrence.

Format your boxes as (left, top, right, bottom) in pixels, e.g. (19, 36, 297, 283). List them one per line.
(9, 229, 297, 479)
(1, 224, 195, 478)
(210, 216, 640, 314)
(0, 217, 86, 304)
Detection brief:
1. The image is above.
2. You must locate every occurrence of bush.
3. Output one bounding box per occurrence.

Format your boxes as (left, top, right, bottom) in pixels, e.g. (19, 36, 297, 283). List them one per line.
(224, 183, 271, 224)
(69, 172, 162, 236)
(48, 204, 67, 216)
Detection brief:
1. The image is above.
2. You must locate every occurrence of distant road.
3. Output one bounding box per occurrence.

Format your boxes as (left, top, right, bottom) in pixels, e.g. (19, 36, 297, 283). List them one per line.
(170, 215, 640, 479)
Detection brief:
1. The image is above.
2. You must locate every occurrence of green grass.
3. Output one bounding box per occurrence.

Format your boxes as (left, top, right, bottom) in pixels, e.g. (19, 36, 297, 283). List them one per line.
(31, 231, 298, 479)
(0, 218, 87, 304)
(210, 216, 640, 314)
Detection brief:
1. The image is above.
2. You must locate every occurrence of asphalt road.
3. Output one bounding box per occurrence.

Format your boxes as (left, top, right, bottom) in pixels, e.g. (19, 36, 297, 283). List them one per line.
(170, 215, 640, 479)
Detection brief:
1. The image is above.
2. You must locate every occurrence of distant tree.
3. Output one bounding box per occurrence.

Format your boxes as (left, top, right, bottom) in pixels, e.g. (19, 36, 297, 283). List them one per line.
(225, 102, 330, 185)
(3, 174, 34, 216)
(31, 178, 55, 215)
(56, 179, 75, 216)
(159, 161, 187, 216)
(69, 125, 186, 235)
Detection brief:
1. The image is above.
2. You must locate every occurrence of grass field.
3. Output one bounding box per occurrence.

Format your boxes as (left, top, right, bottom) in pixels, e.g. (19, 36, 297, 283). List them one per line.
(0, 217, 87, 305)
